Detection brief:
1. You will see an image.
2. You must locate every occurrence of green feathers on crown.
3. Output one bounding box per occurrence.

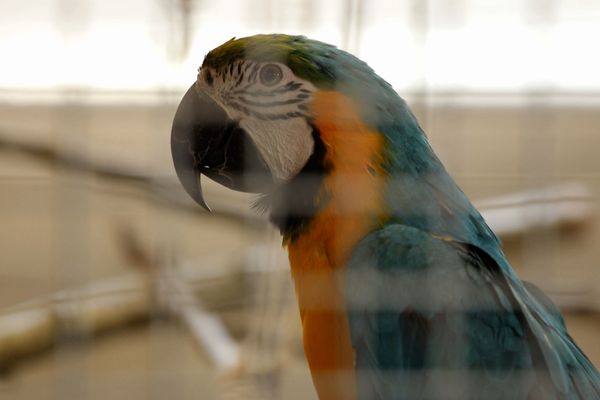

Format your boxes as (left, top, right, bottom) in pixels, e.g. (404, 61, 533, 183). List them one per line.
(202, 34, 345, 87)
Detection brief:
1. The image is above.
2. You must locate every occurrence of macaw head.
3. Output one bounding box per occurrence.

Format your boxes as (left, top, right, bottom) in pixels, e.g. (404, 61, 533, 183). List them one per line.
(171, 34, 409, 235)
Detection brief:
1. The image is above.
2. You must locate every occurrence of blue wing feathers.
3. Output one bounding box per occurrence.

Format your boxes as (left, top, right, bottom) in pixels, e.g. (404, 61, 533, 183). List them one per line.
(345, 224, 600, 399)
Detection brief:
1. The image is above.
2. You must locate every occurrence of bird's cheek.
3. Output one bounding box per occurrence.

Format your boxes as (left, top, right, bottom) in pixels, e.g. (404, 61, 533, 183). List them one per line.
(239, 117, 315, 183)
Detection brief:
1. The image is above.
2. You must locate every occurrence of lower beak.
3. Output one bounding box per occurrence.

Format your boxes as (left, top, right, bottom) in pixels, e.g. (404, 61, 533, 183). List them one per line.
(171, 84, 273, 211)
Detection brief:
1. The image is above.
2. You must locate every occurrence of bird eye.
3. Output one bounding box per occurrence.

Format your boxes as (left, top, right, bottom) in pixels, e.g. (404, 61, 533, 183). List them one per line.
(259, 64, 283, 86)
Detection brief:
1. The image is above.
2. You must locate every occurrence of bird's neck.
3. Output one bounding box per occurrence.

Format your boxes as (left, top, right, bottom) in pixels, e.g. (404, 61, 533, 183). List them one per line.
(264, 91, 388, 254)
(285, 90, 386, 263)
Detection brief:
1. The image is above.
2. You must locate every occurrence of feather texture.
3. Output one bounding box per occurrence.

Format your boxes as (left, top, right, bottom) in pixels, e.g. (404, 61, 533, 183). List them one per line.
(346, 225, 600, 399)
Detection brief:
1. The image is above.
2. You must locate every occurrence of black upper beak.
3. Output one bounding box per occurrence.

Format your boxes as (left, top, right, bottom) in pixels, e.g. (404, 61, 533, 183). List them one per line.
(171, 84, 273, 211)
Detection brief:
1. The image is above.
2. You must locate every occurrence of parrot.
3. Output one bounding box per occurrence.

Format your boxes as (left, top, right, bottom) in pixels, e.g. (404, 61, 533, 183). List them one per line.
(170, 34, 600, 399)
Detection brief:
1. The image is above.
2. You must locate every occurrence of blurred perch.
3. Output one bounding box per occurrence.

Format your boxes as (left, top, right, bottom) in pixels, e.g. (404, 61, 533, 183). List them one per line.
(0, 130, 259, 220)
(0, 129, 255, 372)
(0, 232, 246, 373)
(0, 269, 247, 373)
(119, 226, 243, 372)
(159, 267, 242, 371)
(477, 183, 597, 311)
(0, 274, 149, 371)
(477, 182, 594, 237)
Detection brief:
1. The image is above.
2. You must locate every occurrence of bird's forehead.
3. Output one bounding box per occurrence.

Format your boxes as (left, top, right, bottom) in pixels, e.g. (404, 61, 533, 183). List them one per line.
(202, 35, 296, 71)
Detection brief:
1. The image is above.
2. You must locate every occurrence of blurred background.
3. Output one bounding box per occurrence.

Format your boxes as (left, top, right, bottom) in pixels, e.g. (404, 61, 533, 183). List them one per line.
(1, 1, 600, 399)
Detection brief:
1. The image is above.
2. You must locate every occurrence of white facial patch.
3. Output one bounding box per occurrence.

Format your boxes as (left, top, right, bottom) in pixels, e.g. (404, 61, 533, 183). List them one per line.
(239, 117, 314, 182)
(198, 61, 317, 183)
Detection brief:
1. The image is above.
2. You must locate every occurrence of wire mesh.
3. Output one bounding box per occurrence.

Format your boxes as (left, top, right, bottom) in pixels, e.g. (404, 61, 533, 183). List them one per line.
(1, 1, 600, 399)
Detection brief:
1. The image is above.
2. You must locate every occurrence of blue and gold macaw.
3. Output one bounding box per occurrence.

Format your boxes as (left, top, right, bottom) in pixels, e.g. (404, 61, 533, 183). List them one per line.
(171, 34, 600, 399)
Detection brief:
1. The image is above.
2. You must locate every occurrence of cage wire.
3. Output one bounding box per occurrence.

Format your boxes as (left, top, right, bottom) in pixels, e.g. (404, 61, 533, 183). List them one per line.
(1, 1, 600, 399)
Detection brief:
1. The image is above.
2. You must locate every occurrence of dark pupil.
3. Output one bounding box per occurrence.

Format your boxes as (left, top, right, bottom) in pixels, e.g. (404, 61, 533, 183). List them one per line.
(260, 64, 282, 86)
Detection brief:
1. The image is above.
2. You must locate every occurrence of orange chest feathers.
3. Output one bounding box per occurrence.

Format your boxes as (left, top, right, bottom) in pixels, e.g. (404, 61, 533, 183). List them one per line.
(286, 91, 386, 400)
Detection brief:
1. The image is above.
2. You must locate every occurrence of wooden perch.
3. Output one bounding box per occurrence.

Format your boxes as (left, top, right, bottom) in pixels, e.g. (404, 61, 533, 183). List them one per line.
(118, 226, 244, 372)
(477, 182, 594, 237)
(0, 274, 150, 369)
(0, 131, 260, 221)
(158, 267, 242, 371)
(0, 309, 55, 368)
(0, 261, 246, 372)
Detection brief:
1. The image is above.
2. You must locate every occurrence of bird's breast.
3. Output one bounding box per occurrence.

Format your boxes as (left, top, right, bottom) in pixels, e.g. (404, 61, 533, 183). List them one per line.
(286, 90, 387, 399)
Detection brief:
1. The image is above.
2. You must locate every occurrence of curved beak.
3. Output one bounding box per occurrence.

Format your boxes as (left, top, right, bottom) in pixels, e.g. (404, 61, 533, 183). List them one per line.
(171, 84, 273, 211)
